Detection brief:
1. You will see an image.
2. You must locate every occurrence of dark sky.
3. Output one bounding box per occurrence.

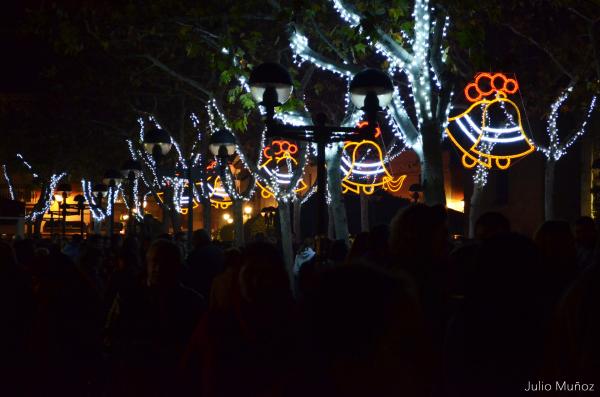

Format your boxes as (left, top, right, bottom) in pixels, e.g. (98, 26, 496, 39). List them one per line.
(0, 0, 49, 93)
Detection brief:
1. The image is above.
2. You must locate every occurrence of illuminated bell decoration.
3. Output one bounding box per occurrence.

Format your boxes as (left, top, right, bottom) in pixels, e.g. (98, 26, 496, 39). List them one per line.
(341, 122, 407, 195)
(256, 140, 308, 199)
(445, 73, 535, 170)
(205, 160, 233, 210)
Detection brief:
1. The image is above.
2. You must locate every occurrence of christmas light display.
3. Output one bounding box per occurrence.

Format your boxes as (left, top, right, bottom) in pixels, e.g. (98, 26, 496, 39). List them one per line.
(537, 86, 597, 162)
(256, 140, 309, 199)
(445, 73, 535, 170)
(2, 164, 15, 200)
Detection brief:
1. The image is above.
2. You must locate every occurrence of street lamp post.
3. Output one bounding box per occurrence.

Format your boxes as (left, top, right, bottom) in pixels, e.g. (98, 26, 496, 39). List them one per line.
(249, 63, 394, 237)
(208, 130, 243, 246)
(56, 182, 72, 242)
(121, 160, 142, 236)
(143, 127, 173, 232)
(103, 169, 123, 240)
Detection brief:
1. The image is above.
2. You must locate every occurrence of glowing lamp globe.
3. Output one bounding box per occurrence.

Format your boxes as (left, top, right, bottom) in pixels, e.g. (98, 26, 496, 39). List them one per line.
(249, 62, 293, 105)
(121, 159, 142, 179)
(103, 169, 123, 186)
(209, 129, 237, 157)
(143, 127, 172, 156)
(349, 69, 394, 109)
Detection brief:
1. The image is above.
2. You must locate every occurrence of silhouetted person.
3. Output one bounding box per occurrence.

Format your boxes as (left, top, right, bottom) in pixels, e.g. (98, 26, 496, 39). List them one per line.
(184, 242, 298, 397)
(0, 241, 34, 395)
(108, 239, 205, 396)
(27, 249, 103, 396)
(443, 233, 548, 397)
(535, 220, 578, 303)
(474, 211, 510, 240)
(543, 262, 600, 392)
(389, 204, 449, 356)
(183, 229, 224, 297)
(364, 223, 393, 269)
(573, 216, 597, 271)
(346, 232, 370, 264)
(300, 264, 432, 397)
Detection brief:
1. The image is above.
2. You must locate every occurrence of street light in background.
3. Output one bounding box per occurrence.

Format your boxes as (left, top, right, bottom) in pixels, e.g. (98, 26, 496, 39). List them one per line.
(103, 169, 123, 240)
(143, 127, 172, 159)
(249, 63, 393, 238)
(121, 159, 142, 235)
(56, 182, 72, 241)
(209, 128, 246, 246)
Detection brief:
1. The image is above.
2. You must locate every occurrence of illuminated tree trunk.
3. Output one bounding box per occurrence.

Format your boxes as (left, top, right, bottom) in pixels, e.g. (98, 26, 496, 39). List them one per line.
(360, 192, 369, 232)
(420, 121, 446, 206)
(232, 199, 244, 247)
(544, 159, 556, 221)
(170, 209, 182, 233)
(278, 200, 294, 273)
(293, 198, 301, 244)
(469, 183, 484, 238)
(327, 147, 349, 243)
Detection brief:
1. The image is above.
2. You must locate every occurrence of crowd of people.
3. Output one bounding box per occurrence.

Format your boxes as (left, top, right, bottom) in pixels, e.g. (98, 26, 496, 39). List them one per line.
(0, 204, 599, 396)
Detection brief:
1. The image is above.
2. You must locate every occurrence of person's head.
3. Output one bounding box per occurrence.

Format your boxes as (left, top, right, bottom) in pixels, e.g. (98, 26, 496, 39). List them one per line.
(534, 220, 576, 268)
(192, 229, 211, 248)
(0, 240, 17, 270)
(574, 216, 597, 249)
(238, 242, 290, 307)
(146, 239, 182, 289)
(475, 211, 510, 240)
(328, 239, 348, 264)
(389, 204, 448, 265)
(347, 232, 370, 262)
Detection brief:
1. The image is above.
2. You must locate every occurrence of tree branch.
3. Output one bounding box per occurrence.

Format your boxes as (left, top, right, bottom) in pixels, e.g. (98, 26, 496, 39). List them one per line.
(504, 24, 576, 81)
(142, 54, 214, 98)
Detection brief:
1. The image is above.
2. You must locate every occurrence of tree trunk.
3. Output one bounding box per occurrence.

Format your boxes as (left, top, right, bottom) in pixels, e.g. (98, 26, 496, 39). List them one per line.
(202, 199, 212, 234)
(293, 198, 301, 244)
(161, 206, 170, 233)
(327, 147, 349, 242)
(420, 121, 446, 206)
(93, 220, 102, 235)
(545, 159, 556, 221)
(328, 206, 335, 240)
(278, 200, 294, 275)
(360, 192, 369, 232)
(233, 200, 244, 247)
(170, 208, 182, 233)
(469, 182, 484, 238)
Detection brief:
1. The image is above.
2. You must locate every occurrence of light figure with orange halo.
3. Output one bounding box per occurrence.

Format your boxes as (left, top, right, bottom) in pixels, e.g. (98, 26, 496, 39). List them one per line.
(256, 140, 309, 199)
(445, 72, 535, 170)
(341, 122, 407, 195)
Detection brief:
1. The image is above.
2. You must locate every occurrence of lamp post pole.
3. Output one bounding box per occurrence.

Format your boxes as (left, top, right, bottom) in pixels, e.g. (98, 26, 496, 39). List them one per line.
(315, 116, 328, 236)
(61, 190, 68, 241)
(249, 63, 393, 242)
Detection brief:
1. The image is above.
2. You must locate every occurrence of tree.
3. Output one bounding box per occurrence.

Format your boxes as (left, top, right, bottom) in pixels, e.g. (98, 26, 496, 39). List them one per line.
(292, 0, 454, 206)
(535, 86, 597, 220)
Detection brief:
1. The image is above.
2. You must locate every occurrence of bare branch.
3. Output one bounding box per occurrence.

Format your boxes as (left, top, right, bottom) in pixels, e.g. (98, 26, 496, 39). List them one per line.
(142, 54, 214, 98)
(504, 24, 576, 81)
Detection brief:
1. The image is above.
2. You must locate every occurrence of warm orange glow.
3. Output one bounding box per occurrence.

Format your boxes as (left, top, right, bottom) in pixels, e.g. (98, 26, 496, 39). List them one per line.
(464, 72, 519, 103)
